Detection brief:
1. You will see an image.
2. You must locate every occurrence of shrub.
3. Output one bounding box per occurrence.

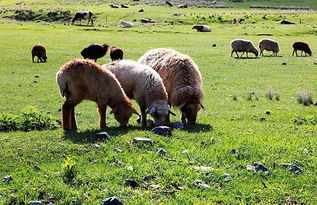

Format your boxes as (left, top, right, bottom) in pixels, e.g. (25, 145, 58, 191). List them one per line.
(293, 115, 317, 125)
(265, 87, 280, 101)
(62, 156, 77, 184)
(0, 106, 58, 132)
(296, 90, 313, 106)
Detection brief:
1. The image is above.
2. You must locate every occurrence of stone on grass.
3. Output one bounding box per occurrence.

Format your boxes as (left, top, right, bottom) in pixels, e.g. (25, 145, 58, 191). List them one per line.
(254, 163, 270, 175)
(265, 110, 271, 115)
(194, 180, 210, 189)
(230, 149, 239, 154)
(93, 143, 100, 148)
(172, 122, 185, 129)
(95, 132, 111, 139)
(2, 175, 12, 182)
(157, 149, 167, 155)
(223, 173, 234, 182)
(29, 201, 43, 205)
(149, 184, 160, 189)
(114, 148, 122, 153)
(194, 165, 214, 171)
(126, 166, 134, 171)
(151, 126, 172, 136)
(133, 138, 154, 144)
(101, 197, 124, 205)
(33, 165, 41, 171)
(289, 165, 303, 174)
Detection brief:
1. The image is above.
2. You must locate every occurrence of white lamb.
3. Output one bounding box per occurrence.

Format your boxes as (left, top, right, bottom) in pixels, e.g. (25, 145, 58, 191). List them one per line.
(120, 20, 133, 28)
(102, 60, 175, 126)
(258, 39, 280, 56)
(231, 39, 258, 58)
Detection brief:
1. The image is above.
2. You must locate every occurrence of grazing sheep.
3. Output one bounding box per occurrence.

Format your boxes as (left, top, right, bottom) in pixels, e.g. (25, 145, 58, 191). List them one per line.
(259, 39, 280, 56)
(56, 59, 138, 130)
(110, 4, 119, 8)
(292, 42, 312, 56)
(231, 39, 258, 58)
(138, 48, 204, 125)
(32, 44, 47, 63)
(121, 4, 129, 8)
(140, 18, 156, 23)
(166, 1, 173, 7)
(120, 20, 133, 28)
(71, 11, 93, 25)
(110, 46, 124, 61)
(138, 7, 144, 12)
(232, 18, 245, 24)
(103, 60, 174, 126)
(80, 44, 109, 61)
(192, 25, 211, 32)
(178, 4, 188, 8)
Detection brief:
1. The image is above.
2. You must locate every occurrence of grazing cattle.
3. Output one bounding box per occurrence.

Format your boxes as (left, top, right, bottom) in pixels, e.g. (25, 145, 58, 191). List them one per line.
(292, 42, 312, 56)
(80, 44, 109, 61)
(110, 46, 124, 61)
(71, 11, 93, 25)
(32, 44, 47, 63)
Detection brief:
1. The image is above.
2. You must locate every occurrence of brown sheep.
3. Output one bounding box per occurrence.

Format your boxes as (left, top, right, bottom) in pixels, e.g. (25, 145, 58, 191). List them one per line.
(110, 46, 124, 61)
(56, 59, 138, 130)
(292, 42, 312, 56)
(32, 44, 47, 63)
(138, 48, 204, 125)
(71, 11, 93, 25)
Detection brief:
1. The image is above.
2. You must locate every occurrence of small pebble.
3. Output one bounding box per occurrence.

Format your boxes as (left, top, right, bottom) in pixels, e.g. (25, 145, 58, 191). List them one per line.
(265, 110, 271, 115)
(260, 117, 266, 121)
(133, 138, 154, 144)
(2, 175, 13, 182)
(126, 166, 133, 171)
(93, 143, 100, 148)
(114, 148, 122, 153)
(230, 149, 239, 154)
(157, 148, 167, 155)
(149, 184, 160, 189)
(151, 126, 172, 136)
(33, 165, 41, 171)
(172, 122, 185, 129)
(34, 75, 40, 78)
(282, 62, 287, 65)
(194, 180, 210, 189)
(95, 132, 111, 140)
(212, 44, 216, 47)
(101, 197, 124, 205)
(28, 201, 43, 205)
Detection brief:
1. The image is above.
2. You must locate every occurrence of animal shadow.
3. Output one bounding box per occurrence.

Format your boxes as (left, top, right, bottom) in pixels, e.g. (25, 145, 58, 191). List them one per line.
(234, 56, 258, 60)
(184, 123, 213, 133)
(63, 125, 146, 144)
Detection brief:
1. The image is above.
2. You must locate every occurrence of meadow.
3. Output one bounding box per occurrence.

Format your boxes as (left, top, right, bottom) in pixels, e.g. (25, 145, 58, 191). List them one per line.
(1, 0, 317, 204)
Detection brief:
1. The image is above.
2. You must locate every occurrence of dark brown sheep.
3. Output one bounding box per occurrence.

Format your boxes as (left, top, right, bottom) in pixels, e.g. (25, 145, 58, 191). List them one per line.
(292, 42, 312, 56)
(166, 1, 173, 7)
(32, 44, 47, 63)
(110, 4, 119, 8)
(80, 44, 109, 61)
(110, 46, 124, 61)
(71, 11, 93, 25)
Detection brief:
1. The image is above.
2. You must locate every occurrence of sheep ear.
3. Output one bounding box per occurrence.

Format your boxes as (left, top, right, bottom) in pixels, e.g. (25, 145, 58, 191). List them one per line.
(147, 106, 156, 114)
(200, 104, 206, 110)
(178, 103, 186, 109)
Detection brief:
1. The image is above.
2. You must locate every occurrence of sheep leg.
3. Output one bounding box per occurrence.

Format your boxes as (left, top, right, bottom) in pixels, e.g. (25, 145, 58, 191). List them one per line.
(70, 107, 77, 130)
(97, 105, 107, 128)
(62, 101, 76, 130)
(231, 50, 234, 57)
(181, 113, 187, 124)
(32, 55, 35, 63)
(140, 106, 147, 126)
(292, 50, 295, 56)
(301, 51, 303, 56)
(235, 52, 239, 58)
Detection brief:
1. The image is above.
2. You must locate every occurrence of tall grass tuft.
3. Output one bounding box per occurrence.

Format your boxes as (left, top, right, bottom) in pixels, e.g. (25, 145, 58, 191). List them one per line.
(297, 90, 313, 106)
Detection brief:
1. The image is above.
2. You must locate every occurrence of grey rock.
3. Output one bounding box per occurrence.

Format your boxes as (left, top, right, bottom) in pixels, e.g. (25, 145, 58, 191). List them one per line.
(223, 173, 233, 182)
(95, 132, 111, 139)
(29, 201, 43, 205)
(114, 148, 122, 153)
(2, 175, 12, 182)
(194, 180, 210, 189)
(93, 143, 100, 148)
(230, 149, 239, 154)
(288, 165, 303, 174)
(254, 163, 269, 175)
(101, 197, 124, 205)
(157, 149, 167, 155)
(33, 165, 41, 171)
(133, 138, 154, 144)
(280, 163, 293, 167)
(172, 122, 185, 129)
(151, 126, 172, 136)
(149, 184, 160, 189)
(70, 197, 81, 205)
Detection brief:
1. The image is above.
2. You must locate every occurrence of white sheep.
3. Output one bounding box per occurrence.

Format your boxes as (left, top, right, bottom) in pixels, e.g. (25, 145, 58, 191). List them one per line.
(192, 25, 211, 32)
(102, 60, 175, 126)
(230, 39, 258, 58)
(56, 59, 138, 130)
(120, 20, 133, 28)
(258, 39, 280, 56)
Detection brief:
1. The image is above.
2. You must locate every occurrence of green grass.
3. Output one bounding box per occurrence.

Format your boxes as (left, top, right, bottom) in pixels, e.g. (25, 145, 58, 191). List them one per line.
(1, 1, 317, 204)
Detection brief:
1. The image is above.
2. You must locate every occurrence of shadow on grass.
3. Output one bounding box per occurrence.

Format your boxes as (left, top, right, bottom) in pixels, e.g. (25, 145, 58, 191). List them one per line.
(233, 56, 258, 60)
(184, 123, 213, 133)
(63, 125, 148, 144)
(260, 55, 283, 58)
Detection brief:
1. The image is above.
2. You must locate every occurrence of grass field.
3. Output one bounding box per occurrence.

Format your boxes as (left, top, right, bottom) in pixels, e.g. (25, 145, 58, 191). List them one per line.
(1, 0, 317, 204)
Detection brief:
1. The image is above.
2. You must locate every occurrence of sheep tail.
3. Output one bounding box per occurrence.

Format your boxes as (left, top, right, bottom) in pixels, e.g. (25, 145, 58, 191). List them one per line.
(56, 73, 70, 98)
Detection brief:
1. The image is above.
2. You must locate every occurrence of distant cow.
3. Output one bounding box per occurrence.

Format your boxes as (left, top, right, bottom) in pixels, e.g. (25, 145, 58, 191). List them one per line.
(71, 11, 93, 25)
(292, 42, 312, 56)
(32, 44, 47, 63)
(232, 18, 245, 24)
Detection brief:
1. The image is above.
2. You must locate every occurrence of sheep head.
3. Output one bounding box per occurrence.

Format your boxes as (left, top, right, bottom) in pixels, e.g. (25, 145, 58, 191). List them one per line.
(111, 97, 136, 127)
(147, 104, 175, 126)
(179, 103, 202, 125)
